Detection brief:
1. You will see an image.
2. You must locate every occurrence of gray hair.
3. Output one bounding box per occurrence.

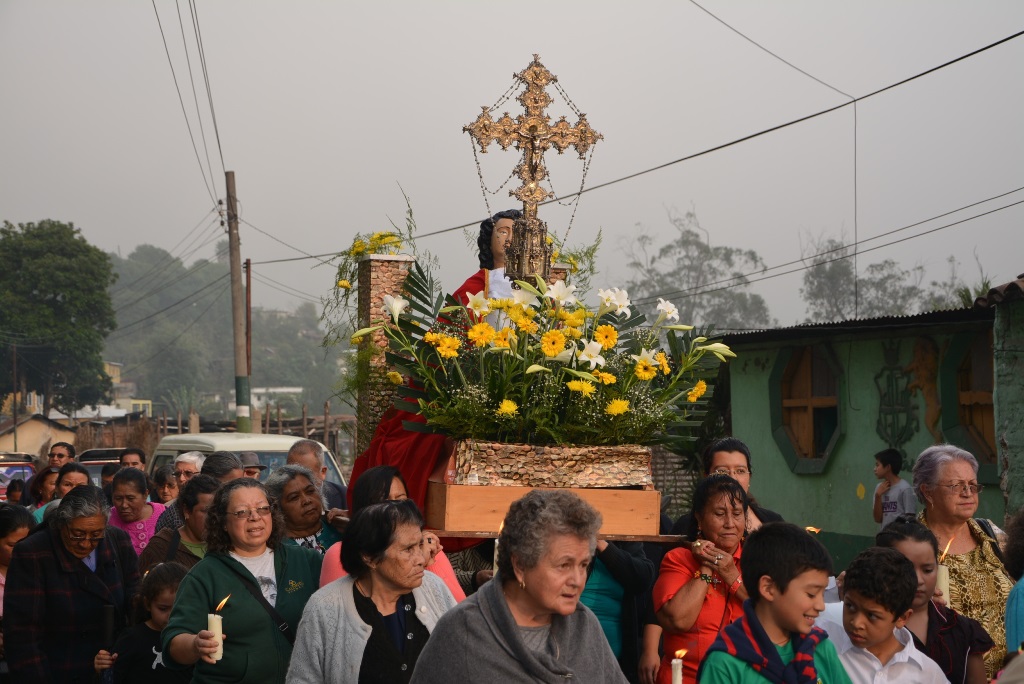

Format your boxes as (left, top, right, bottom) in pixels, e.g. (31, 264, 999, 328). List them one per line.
(175, 451, 206, 469)
(496, 490, 602, 580)
(49, 484, 110, 531)
(912, 443, 979, 504)
(287, 439, 324, 467)
(264, 464, 326, 510)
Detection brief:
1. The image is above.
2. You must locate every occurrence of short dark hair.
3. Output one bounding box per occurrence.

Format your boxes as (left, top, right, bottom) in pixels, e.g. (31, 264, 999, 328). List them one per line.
(50, 442, 76, 459)
(135, 561, 188, 624)
(741, 522, 833, 605)
(351, 465, 407, 515)
(687, 474, 749, 539)
(111, 467, 149, 496)
(179, 474, 219, 512)
(205, 479, 284, 554)
(341, 499, 423, 579)
(844, 547, 916, 618)
(152, 465, 176, 487)
(101, 462, 121, 478)
(874, 448, 903, 475)
(120, 447, 146, 465)
(201, 451, 243, 481)
(700, 437, 752, 476)
(477, 209, 522, 270)
(31, 467, 60, 501)
(56, 462, 91, 492)
(875, 513, 939, 558)
(0, 502, 34, 537)
(6, 479, 25, 496)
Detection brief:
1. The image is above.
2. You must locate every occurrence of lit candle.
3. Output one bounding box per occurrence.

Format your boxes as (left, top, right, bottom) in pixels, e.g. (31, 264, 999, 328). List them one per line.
(936, 537, 954, 605)
(208, 594, 230, 661)
(493, 522, 504, 575)
(672, 649, 686, 684)
(805, 526, 821, 534)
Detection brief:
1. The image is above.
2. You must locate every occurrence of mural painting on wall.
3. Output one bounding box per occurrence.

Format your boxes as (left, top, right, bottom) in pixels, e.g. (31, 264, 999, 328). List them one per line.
(874, 340, 918, 462)
(905, 336, 944, 444)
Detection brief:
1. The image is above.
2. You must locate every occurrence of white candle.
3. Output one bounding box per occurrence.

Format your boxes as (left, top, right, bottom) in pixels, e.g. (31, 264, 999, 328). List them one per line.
(493, 522, 504, 575)
(935, 564, 950, 606)
(207, 613, 223, 661)
(671, 657, 682, 684)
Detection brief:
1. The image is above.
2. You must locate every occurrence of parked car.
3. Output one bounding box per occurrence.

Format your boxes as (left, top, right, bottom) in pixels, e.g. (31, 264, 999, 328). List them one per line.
(0, 452, 37, 501)
(149, 434, 346, 487)
(77, 448, 129, 488)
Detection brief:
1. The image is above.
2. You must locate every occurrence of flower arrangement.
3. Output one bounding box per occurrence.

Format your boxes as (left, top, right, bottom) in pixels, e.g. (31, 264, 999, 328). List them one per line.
(353, 262, 735, 447)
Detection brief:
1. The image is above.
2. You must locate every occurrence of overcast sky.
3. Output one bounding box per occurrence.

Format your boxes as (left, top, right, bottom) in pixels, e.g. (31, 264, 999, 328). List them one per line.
(2, 1, 1022, 328)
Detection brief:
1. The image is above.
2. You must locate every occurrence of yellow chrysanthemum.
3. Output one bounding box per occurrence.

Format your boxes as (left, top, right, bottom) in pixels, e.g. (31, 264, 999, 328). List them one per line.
(436, 336, 461, 359)
(593, 325, 618, 350)
(688, 380, 708, 403)
(349, 239, 367, 256)
(492, 328, 515, 349)
(467, 322, 497, 348)
(592, 371, 617, 385)
(336, 279, 351, 290)
(496, 399, 519, 417)
(423, 331, 442, 345)
(567, 255, 579, 273)
(634, 360, 658, 381)
(605, 399, 629, 416)
(656, 351, 671, 375)
(350, 335, 364, 345)
(564, 309, 586, 328)
(513, 316, 539, 335)
(563, 326, 583, 340)
(386, 371, 403, 385)
(565, 380, 596, 396)
(541, 330, 567, 357)
(488, 298, 513, 311)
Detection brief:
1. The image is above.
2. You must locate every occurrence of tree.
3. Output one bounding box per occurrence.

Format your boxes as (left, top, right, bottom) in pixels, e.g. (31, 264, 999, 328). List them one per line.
(0, 220, 116, 414)
(625, 210, 774, 329)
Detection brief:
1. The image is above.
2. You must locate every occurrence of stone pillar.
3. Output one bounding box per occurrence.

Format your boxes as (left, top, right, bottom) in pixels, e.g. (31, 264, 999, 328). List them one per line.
(356, 254, 415, 454)
(995, 297, 1024, 516)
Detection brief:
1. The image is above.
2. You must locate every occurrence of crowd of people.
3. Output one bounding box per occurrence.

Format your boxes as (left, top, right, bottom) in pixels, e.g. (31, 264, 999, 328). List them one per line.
(0, 434, 1019, 683)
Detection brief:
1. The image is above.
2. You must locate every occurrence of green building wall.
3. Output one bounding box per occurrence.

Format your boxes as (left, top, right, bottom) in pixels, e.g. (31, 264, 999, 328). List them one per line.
(997, 299, 1024, 514)
(728, 319, 1003, 571)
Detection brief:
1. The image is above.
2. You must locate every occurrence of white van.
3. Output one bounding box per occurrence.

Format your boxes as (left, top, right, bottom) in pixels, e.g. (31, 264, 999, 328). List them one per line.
(150, 433, 346, 488)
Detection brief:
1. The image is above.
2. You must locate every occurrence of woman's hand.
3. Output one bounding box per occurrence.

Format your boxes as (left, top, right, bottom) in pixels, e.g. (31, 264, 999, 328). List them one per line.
(693, 540, 738, 582)
(193, 629, 225, 665)
(326, 508, 350, 533)
(638, 623, 663, 684)
(94, 649, 117, 673)
(422, 532, 442, 567)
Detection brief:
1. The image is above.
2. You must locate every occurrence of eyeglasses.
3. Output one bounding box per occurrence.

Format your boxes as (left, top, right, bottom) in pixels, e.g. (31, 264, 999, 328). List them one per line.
(711, 467, 750, 477)
(174, 470, 197, 480)
(229, 505, 273, 519)
(48, 452, 70, 460)
(65, 530, 105, 543)
(935, 481, 983, 495)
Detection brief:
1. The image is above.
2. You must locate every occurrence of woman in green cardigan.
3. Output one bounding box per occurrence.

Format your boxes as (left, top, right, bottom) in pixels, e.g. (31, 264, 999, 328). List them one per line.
(162, 478, 322, 683)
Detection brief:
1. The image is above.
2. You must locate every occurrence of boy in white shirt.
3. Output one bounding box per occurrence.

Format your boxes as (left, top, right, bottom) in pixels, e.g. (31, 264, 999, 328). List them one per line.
(817, 547, 946, 683)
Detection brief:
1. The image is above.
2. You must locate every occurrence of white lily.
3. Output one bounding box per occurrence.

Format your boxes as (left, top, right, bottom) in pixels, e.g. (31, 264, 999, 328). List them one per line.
(552, 348, 576, 363)
(696, 342, 737, 362)
(630, 348, 658, 365)
(545, 280, 578, 306)
(512, 288, 540, 309)
(381, 294, 409, 323)
(597, 287, 631, 317)
(465, 290, 491, 318)
(577, 340, 606, 369)
(656, 298, 679, 322)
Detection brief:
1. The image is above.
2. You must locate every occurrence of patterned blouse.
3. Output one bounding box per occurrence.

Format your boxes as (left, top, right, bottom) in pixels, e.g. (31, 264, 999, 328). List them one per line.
(921, 514, 1013, 678)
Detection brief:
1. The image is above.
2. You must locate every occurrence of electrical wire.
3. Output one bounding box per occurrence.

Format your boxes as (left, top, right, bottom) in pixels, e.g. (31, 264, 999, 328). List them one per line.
(114, 241, 228, 313)
(110, 209, 219, 295)
(238, 218, 335, 268)
(108, 273, 229, 337)
(120, 288, 228, 376)
(174, 0, 218, 197)
(189, 0, 226, 174)
(150, 0, 217, 204)
(250, 272, 322, 304)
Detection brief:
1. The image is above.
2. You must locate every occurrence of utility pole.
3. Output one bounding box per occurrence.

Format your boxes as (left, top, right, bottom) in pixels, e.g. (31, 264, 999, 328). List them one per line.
(226, 171, 251, 432)
(11, 344, 17, 451)
(245, 258, 252, 376)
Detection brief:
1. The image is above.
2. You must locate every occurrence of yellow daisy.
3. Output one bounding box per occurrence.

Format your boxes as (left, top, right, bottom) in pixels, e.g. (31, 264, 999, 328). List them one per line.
(593, 325, 618, 350)
(492, 328, 515, 349)
(634, 360, 658, 381)
(687, 380, 708, 403)
(656, 352, 671, 375)
(564, 309, 586, 328)
(605, 399, 629, 416)
(495, 399, 519, 417)
(512, 316, 539, 335)
(386, 371, 403, 385)
(563, 326, 583, 340)
(541, 330, 567, 357)
(423, 331, 442, 346)
(565, 380, 596, 397)
(467, 322, 497, 348)
(592, 371, 617, 385)
(336, 279, 351, 289)
(436, 336, 461, 359)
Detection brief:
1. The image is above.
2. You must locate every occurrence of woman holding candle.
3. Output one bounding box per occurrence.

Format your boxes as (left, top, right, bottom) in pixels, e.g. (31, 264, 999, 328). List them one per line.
(162, 478, 322, 683)
(3, 485, 140, 682)
(411, 490, 626, 683)
(108, 467, 165, 556)
(913, 443, 1012, 678)
(288, 499, 456, 683)
(653, 475, 749, 684)
(265, 464, 343, 555)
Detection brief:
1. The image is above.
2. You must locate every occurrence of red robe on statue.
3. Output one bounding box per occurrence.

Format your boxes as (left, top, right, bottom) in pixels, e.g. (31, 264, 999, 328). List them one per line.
(347, 270, 491, 546)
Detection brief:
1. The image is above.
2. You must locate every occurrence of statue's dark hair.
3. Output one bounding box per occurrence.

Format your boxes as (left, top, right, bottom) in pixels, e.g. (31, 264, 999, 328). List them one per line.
(477, 209, 522, 269)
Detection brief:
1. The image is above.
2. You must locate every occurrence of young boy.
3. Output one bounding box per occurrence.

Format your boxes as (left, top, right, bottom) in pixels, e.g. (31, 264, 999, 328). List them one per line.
(816, 547, 946, 683)
(698, 523, 852, 684)
(872, 448, 916, 529)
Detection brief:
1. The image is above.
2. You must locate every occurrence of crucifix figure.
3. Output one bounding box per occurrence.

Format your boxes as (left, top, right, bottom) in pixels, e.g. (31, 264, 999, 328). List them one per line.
(464, 54, 602, 285)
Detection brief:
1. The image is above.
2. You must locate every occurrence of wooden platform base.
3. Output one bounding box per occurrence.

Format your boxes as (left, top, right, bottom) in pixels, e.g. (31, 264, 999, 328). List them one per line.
(425, 481, 661, 536)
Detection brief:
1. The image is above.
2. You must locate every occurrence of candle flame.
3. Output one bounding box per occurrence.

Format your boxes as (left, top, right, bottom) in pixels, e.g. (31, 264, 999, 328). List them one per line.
(674, 649, 687, 659)
(215, 594, 231, 612)
(805, 526, 821, 534)
(939, 536, 954, 563)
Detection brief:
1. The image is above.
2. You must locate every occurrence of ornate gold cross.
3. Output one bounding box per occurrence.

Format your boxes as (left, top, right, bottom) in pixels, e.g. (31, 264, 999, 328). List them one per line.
(464, 54, 602, 284)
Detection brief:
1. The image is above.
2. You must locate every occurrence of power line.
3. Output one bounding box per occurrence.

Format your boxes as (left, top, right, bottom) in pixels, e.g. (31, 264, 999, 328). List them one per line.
(252, 251, 337, 266)
(173, 0, 218, 197)
(150, 0, 217, 204)
(108, 273, 229, 338)
(250, 272, 322, 304)
(238, 217, 335, 267)
(120, 288, 228, 376)
(634, 197, 1024, 305)
(114, 241, 228, 313)
(110, 208, 218, 295)
(188, 0, 226, 174)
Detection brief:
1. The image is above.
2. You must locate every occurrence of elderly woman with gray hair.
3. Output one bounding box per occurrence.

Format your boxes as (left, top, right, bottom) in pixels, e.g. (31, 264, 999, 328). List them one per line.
(265, 464, 342, 554)
(3, 485, 140, 681)
(913, 443, 1012, 678)
(411, 490, 627, 683)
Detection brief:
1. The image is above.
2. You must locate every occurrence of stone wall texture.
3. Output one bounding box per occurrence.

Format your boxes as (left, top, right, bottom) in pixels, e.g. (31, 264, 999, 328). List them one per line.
(996, 299, 1024, 517)
(453, 440, 652, 488)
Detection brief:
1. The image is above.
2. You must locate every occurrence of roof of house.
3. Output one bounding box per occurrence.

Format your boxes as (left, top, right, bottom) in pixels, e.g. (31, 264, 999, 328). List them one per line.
(0, 413, 77, 436)
(974, 271, 1024, 309)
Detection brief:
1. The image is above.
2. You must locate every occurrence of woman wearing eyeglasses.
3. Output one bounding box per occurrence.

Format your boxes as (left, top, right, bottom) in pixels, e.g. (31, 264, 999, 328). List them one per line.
(3, 485, 140, 682)
(162, 478, 322, 684)
(913, 444, 1011, 678)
